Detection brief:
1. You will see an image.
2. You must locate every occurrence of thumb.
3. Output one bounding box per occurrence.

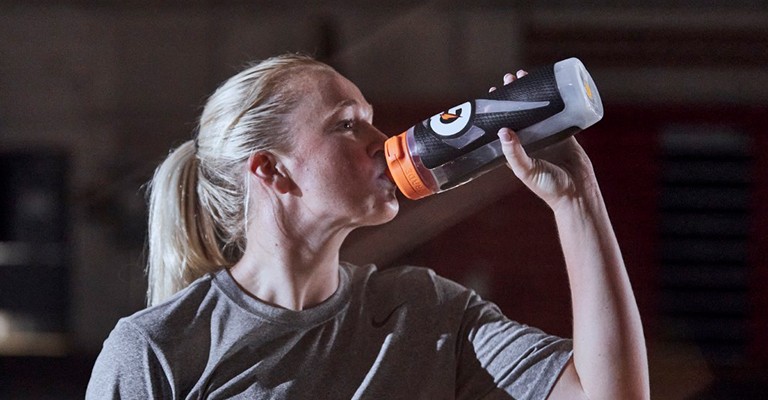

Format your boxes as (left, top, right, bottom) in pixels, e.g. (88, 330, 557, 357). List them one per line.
(498, 128, 533, 179)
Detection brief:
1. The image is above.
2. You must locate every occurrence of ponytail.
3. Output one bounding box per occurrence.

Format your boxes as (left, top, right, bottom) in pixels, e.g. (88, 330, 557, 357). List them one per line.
(144, 53, 335, 306)
(146, 140, 227, 306)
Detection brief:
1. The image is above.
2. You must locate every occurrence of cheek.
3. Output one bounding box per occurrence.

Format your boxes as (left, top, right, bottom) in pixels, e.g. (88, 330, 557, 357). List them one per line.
(319, 148, 369, 181)
(292, 142, 372, 197)
(296, 154, 353, 197)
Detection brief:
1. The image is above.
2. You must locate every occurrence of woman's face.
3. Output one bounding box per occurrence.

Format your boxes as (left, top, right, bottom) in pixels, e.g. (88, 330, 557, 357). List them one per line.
(280, 69, 399, 230)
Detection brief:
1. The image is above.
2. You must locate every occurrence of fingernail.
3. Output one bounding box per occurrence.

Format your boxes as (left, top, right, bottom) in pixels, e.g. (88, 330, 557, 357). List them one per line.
(498, 128, 511, 141)
(516, 70, 526, 78)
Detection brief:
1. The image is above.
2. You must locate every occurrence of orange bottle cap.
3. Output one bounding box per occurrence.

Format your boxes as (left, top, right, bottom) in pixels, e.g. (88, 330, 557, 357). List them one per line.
(384, 132, 434, 200)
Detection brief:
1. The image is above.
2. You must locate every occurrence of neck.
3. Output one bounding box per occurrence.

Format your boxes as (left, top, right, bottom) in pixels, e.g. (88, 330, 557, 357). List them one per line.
(230, 213, 351, 311)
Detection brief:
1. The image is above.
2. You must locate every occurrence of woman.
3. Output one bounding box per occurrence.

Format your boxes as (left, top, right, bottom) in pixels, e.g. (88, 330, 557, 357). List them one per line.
(86, 54, 649, 399)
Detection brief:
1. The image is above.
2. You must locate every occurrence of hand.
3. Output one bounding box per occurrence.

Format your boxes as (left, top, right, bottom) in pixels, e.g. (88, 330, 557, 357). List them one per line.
(489, 70, 597, 211)
(501, 128, 597, 209)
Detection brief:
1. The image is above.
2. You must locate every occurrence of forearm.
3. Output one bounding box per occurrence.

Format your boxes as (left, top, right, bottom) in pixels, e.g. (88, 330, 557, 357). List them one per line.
(553, 184, 649, 400)
(494, 125, 649, 397)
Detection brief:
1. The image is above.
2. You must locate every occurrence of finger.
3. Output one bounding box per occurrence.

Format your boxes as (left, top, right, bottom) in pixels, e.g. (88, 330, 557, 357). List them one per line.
(498, 128, 533, 178)
(494, 68, 529, 94)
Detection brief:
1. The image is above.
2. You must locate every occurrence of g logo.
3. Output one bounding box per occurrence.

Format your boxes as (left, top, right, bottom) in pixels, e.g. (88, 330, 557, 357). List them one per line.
(429, 101, 473, 137)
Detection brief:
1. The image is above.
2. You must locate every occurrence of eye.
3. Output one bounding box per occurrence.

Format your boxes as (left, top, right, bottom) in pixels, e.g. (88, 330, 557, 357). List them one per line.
(338, 119, 355, 131)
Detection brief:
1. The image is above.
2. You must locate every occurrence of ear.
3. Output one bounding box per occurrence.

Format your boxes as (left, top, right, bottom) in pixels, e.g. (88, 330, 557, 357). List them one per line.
(247, 152, 294, 194)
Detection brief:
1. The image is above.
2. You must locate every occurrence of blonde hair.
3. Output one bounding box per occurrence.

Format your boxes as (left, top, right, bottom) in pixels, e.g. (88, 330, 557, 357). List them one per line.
(145, 54, 334, 306)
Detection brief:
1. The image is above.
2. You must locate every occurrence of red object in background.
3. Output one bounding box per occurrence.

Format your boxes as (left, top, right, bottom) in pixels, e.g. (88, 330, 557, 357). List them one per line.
(749, 111, 768, 365)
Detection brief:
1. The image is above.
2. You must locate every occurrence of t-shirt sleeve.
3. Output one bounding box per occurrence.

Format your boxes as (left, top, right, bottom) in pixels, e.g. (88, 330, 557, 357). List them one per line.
(85, 319, 172, 399)
(455, 291, 573, 400)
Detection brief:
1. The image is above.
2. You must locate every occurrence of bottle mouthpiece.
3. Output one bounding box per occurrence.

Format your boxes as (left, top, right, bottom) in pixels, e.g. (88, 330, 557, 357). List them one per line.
(384, 132, 433, 200)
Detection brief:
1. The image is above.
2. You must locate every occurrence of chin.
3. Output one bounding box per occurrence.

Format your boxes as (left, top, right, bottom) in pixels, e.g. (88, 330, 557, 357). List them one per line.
(380, 197, 400, 222)
(360, 195, 399, 227)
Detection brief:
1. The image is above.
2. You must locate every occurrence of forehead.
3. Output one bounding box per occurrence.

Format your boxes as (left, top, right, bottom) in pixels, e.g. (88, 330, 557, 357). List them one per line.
(293, 70, 368, 113)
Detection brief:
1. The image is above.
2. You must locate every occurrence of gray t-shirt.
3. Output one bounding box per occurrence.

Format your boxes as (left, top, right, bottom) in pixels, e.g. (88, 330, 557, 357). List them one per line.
(86, 264, 572, 399)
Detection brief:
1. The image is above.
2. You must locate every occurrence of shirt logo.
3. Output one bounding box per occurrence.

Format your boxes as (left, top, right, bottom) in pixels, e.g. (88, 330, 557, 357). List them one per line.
(371, 302, 406, 328)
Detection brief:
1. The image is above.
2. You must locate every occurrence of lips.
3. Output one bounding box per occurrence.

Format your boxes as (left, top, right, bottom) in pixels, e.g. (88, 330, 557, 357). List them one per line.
(373, 155, 391, 180)
(378, 171, 395, 189)
(375, 164, 396, 192)
(373, 154, 397, 194)
(381, 168, 394, 183)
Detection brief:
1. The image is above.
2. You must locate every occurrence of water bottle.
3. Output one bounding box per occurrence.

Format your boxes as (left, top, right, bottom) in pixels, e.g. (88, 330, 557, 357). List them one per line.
(384, 57, 604, 200)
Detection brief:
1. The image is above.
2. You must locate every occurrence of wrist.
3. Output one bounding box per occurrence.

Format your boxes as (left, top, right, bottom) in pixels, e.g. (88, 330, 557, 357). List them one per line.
(551, 177, 604, 218)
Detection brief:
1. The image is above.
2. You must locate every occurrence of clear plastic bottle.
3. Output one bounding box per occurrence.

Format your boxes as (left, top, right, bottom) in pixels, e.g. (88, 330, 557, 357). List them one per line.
(384, 57, 604, 200)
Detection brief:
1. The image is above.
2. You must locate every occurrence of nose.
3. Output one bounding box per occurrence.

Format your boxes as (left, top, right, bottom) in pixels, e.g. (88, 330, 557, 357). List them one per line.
(365, 123, 389, 158)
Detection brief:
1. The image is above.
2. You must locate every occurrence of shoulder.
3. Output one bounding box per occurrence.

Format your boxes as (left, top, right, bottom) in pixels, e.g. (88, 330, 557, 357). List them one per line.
(120, 272, 221, 341)
(98, 317, 152, 356)
(87, 316, 172, 398)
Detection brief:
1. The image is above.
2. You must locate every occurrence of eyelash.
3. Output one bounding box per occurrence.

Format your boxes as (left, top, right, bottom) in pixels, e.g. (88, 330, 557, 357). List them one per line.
(339, 119, 354, 131)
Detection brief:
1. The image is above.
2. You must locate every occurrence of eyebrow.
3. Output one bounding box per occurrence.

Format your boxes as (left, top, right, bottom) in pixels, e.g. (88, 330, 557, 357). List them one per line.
(327, 99, 374, 121)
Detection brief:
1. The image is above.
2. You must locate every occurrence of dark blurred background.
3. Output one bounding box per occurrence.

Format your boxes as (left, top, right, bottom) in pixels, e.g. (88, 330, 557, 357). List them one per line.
(1, 1, 767, 398)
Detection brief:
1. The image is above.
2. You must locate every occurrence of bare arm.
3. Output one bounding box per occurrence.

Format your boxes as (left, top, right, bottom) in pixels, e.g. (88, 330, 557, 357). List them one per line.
(496, 94, 650, 398)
